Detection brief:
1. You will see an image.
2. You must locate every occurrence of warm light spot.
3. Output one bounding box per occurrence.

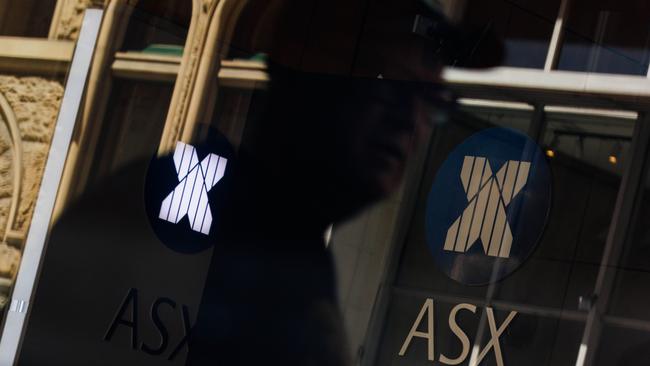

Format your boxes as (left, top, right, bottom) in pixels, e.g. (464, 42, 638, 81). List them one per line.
(545, 149, 555, 158)
(608, 155, 618, 165)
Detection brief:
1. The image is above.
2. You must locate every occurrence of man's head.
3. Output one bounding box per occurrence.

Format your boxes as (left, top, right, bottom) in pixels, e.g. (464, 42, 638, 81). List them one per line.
(235, 0, 502, 222)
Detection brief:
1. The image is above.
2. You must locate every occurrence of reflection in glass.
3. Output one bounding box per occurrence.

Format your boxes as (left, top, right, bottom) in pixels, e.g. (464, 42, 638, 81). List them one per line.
(464, 0, 561, 68)
(0, 0, 57, 37)
(543, 112, 635, 176)
(379, 106, 635, 365)
(558, 0, 650, 75)
(604, 140, 650, 353)
(121, 0, 191, 53)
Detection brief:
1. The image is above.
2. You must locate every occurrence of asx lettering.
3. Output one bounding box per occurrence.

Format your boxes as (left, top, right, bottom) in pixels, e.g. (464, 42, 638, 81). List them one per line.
(399, 299, 517, 366)
(104, 288, 193, 361)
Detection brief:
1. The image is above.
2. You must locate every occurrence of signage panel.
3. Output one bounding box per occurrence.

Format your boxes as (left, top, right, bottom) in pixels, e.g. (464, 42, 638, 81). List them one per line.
(425, 128, 551, 285)
(18, 136, 233, 365)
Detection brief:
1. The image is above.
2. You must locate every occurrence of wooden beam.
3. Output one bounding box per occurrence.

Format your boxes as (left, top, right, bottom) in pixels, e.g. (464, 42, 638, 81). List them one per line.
(0, 37, 74, 75)
(111, 53, 270, 87)
(444, 67, 650, 109)
(545, 0, 571, 71)
(112, 52, 181, 82)
(113, 52, 650, 110)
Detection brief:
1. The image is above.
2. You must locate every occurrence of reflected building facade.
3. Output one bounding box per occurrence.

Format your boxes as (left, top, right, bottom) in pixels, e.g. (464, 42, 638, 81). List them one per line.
(0, 0, 649, 365)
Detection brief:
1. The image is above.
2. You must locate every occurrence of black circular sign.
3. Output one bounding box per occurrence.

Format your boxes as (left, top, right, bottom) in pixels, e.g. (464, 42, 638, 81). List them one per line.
(144, 131, 234, 253)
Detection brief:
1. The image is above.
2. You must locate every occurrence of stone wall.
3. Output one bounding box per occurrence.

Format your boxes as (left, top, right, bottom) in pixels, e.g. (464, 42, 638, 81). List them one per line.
(0, 76, 64, 282)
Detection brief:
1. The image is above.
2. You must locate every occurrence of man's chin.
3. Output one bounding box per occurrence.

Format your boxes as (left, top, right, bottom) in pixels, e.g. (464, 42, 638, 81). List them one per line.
(309, 164, 405, 224)
(332, 186, 397, 224)
(343, 172, 403, 215)
(319, 185, 381, 224)
(372, 169, 404, 198)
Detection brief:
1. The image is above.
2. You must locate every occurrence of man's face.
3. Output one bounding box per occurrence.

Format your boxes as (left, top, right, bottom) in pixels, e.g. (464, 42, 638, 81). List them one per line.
(334, 38, 446, 201)
(336, 75, 444, 199)
(254, 24, 448, 221)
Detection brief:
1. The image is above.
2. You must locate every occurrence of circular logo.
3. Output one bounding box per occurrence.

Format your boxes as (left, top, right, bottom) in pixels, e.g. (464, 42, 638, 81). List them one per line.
(425, 128, 551, 285)
(144, 130, 235, 253)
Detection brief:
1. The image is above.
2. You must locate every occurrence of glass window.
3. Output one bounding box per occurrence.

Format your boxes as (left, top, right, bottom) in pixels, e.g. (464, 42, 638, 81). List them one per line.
(368, 108, 634, 365)
(85, 0, 191, 185)
(0, 0, 57, 37)
(227, 0, 317, 67)
(86, 79, 175, 185)
(558, 0, 650, 75)
(120, 0, 190, 53)
(6, 1, 650, 365)
(464, 0, 561, 68)
(11, 3, 191, 363)
(595, 137, 650, 363)
(543, 111, 634, 177)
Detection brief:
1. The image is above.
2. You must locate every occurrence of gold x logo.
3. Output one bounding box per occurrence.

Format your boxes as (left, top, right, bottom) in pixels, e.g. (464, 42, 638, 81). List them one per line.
(444, 156, 531, 258)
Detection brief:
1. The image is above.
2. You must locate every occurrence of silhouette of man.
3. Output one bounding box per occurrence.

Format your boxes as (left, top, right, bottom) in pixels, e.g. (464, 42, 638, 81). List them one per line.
(14, 1, 501, 365)
(187, 0, 502, 365)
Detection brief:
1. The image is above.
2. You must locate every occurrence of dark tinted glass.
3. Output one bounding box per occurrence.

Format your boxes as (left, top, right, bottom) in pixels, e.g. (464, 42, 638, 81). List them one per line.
(464, 0, 561, 68)
(0, 0, 57, 37)
(558, 0, 650, 75)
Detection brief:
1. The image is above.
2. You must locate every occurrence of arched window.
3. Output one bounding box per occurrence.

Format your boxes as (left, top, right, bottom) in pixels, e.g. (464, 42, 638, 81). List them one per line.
(86, 0, 193, 187)
(0, 0, 57, 37)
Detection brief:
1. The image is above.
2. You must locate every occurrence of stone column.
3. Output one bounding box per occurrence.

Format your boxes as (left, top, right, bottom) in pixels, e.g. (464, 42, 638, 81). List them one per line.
(52, 0, 137, 220)
(158, 0, 249, 154)
(49, 0, 108, 40)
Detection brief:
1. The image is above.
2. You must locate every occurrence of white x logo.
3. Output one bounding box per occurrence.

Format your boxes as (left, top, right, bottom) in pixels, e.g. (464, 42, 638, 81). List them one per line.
(444, 156, 530, 258)
(159, 142, 228, 235)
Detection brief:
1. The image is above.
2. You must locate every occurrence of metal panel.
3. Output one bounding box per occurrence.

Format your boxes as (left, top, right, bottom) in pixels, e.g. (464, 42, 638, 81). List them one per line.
(0, 9, 103, 365)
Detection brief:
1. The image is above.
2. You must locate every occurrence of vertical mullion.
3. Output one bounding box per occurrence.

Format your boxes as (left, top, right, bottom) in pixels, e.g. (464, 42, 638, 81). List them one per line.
(528, 103, 547, 143)
(586, 11, 609, 73)
(545, 0, 572, 71)
(578, 112, 650, 366)
(0, 9, 103, 365)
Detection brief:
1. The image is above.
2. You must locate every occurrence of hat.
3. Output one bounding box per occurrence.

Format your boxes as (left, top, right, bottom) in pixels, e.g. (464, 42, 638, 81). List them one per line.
(233, 0, 504, 74)
(414, 0, 504, 68)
